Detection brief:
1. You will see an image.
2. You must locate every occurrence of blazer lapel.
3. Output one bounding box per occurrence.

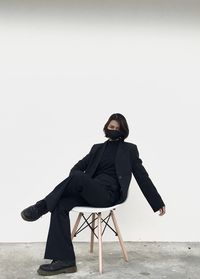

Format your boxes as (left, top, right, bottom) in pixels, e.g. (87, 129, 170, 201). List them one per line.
(115, 140, 129, 175)
(90, 140, 108, 176)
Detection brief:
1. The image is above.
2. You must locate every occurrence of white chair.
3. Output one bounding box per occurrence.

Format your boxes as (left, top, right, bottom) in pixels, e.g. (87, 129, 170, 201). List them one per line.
(71, 198, 129, 274)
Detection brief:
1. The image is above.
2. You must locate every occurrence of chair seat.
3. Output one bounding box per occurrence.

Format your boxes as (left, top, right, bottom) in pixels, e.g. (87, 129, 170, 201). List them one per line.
(72, 203, 122, 213)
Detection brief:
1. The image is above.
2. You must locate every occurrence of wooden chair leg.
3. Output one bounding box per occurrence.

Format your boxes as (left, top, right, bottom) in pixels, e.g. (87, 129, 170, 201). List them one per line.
(97, 212, 103, 274)
(111, 210, 128, 261)
(90, 213, 96, 253)
(71, 212, 82, 240)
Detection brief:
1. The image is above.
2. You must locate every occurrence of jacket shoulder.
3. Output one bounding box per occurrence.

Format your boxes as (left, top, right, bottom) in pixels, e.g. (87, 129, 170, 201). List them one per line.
(93, 142, 104, 147)
(90, 142, 104, 152)
(123, 141, 137, 148)
(92, 142, 104, 148)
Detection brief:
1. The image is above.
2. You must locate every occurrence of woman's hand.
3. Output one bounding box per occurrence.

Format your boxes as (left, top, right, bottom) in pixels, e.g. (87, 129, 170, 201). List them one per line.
(158, 206, 166, 216)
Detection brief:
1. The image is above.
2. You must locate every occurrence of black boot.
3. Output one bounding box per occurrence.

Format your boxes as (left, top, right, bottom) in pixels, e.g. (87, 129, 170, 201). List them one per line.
(21, 200, 48, 221)
(37, 259, 77, 276)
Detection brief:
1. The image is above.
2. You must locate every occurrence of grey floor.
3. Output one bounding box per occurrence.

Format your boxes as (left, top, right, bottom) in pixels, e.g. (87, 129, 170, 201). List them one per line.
(0, 242, 199, 279)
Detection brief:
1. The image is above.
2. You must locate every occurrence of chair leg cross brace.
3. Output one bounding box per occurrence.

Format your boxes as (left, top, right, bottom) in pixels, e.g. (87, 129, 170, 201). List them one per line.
(73, 213, 99, 239)
(71, 209, 128, 274)
(72, 212, 117, 239)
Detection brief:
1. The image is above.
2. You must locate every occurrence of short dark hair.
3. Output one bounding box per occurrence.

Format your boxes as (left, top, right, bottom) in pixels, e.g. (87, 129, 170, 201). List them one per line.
(103, 113, 129, 140)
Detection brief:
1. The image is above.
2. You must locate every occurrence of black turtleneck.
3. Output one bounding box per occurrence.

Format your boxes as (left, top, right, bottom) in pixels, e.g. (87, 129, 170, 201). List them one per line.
(93, 139, 122, 183)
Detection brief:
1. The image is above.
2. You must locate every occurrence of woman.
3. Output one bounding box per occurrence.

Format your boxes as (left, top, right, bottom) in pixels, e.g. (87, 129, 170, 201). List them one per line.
(21, 113, 166, 276)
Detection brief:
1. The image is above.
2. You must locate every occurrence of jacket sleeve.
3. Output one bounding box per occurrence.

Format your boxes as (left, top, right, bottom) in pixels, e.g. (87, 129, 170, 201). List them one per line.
(69, 144, 95, 176)
(130, 144, 165, 212)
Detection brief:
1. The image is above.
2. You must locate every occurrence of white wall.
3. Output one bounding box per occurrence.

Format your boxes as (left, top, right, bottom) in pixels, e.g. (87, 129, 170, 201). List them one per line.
(0, 1, 199, 242)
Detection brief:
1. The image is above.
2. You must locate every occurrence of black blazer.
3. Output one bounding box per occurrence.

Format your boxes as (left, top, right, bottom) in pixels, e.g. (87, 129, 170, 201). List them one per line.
(69, 139, 165, 212)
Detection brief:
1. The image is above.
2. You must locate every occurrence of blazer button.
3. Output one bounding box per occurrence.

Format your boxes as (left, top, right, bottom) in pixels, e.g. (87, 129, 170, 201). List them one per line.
(118, 175, 122, 179)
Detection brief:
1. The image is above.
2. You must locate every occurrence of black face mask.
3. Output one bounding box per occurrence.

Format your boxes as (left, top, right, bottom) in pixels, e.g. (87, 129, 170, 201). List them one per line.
(105, 128, 125, 140)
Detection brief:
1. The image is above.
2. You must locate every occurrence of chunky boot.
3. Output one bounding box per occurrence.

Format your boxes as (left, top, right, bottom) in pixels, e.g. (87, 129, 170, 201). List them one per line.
(37, 259, 77, 276)
(21, 200, 48, 221)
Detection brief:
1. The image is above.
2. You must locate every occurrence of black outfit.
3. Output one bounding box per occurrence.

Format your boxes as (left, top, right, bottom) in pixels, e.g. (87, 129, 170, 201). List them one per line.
(41, 138, 165, 263)
(93, 138, 120, 182)
(43, 139, 122, 263)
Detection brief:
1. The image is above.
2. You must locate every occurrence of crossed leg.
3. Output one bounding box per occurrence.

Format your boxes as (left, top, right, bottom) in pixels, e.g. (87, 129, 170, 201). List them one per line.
(43, 172, 119, 262)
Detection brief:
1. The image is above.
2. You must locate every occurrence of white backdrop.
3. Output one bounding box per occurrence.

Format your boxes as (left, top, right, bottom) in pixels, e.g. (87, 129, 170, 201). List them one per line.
(0, 1, 199, 242)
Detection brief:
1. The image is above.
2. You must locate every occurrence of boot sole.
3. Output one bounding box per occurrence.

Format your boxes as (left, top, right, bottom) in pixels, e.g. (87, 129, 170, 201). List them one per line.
(37, 265, 77, 276)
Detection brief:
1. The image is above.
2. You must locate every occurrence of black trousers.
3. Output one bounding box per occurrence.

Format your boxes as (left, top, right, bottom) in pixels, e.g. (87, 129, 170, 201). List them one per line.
(43, 171, 121, 263)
